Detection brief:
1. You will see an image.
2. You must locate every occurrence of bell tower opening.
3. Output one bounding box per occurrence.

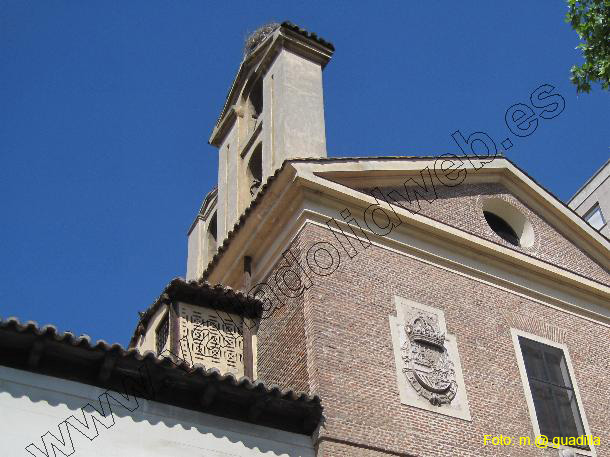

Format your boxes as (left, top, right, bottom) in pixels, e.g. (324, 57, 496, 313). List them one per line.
(207, 211, 217, 260)
(249, 77, 263, 119)
(239, 74, 264, 145)
(247, 144, 263, 196)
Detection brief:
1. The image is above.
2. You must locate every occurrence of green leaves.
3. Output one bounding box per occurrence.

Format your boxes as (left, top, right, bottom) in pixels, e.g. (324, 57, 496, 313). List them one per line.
(565, 0, 610, 93)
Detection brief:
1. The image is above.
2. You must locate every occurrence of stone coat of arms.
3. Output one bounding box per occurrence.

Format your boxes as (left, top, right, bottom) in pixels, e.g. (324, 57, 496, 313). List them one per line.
(401, 314, 457, 406)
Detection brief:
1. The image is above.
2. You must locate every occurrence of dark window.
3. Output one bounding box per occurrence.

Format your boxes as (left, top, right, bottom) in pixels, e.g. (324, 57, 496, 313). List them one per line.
(156, 314, 169, 354)
(484, 211, 519, 246)
(518, 337, 588, 449)
(247, 144, 262, 196)
(208, 212, 217, 242)
(249, 77, 263, 118)
(207, 211, 218, 260)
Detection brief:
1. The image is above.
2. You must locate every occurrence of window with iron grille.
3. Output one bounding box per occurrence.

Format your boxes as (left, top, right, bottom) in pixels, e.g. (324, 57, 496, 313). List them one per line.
(156, 314, 169, 355)
(518, 336, 588, 450)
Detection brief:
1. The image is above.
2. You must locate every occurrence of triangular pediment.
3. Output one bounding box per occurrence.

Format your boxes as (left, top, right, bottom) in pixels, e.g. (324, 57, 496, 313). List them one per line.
(293, 156, 609, 286)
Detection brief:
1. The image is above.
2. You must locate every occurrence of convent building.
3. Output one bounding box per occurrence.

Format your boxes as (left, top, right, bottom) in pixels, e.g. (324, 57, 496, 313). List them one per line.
(2, 22, 609, 457)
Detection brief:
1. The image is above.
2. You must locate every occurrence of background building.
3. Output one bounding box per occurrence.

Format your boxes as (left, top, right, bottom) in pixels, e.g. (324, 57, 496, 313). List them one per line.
(568, 159, 610, 238)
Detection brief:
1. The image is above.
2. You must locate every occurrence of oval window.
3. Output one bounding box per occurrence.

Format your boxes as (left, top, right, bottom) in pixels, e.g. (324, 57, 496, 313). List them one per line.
(483, 211, 520, 246)
(482, 198, 535, 248)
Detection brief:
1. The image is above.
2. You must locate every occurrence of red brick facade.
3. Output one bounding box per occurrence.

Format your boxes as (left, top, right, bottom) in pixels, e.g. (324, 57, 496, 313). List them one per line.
(256, 283, 309, 392)
(358, 182, 610, 286)
(256, 220, 610, 456)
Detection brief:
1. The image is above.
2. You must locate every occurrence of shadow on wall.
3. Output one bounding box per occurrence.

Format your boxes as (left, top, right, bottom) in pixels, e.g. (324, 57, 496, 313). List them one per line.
(1, 367, 314, 457)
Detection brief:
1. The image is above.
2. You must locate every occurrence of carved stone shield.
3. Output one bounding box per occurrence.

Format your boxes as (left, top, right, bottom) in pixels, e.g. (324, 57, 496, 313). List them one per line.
(402, 315, 457, 406)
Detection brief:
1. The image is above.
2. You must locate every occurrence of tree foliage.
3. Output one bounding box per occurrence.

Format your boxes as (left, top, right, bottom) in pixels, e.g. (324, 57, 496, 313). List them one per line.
(565, 0, 610, 92)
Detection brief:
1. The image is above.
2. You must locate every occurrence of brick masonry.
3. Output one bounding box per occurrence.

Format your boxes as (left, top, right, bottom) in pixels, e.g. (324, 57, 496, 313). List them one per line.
(358, 182, 610, 286)
(256, 220, 610, 457)
(256, 247, 309, 392)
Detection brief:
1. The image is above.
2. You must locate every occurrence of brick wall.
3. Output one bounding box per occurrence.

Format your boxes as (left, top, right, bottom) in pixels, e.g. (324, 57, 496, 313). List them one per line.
(255, 232, 310, 393)
(273, 222, 610, 457)
(359, 182, 610, 286)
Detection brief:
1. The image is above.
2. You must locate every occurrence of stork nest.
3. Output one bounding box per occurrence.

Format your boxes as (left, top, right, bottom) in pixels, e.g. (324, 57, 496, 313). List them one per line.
(244, 22, 280, 56)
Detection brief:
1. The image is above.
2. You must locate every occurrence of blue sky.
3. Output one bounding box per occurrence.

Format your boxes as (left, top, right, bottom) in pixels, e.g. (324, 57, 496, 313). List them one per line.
(1, 1, 608, 345)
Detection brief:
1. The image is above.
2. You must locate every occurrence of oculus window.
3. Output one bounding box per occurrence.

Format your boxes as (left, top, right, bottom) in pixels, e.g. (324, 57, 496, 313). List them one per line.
(518, 336, 588, 450)
(584, 203, 605, 230)
(483, 211, 520, 246)
(156, 314, 169, 355)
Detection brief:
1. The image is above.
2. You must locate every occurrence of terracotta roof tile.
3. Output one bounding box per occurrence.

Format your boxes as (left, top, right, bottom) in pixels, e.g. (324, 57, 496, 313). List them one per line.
(129, 277, 263, 347)
(280, 21, 335, 51)
(0, 316, 322, 434)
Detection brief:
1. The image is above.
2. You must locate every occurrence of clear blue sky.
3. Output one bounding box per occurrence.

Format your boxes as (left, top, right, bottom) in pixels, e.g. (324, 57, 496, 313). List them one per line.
(1, 2, 608, 346)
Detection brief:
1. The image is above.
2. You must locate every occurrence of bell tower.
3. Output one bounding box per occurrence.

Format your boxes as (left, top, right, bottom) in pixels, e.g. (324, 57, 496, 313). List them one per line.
(187, 22, 334, 280)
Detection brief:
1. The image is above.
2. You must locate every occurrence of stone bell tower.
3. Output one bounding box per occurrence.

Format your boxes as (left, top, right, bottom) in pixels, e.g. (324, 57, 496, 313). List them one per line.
(187, 22, 334, 280)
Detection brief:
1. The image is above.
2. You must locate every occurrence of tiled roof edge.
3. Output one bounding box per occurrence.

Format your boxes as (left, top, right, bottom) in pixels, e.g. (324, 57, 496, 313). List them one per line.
(280, 21, 335, 51)
(0, 316, 320, 405)
(129, 277, 263, 348)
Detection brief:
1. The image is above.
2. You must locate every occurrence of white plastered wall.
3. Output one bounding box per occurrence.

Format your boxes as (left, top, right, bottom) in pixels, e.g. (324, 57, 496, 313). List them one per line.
(1, 365, 315, 457)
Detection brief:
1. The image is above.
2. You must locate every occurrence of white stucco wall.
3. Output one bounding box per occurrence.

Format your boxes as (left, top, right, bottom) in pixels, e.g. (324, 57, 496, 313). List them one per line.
(1, 365, 315, 457)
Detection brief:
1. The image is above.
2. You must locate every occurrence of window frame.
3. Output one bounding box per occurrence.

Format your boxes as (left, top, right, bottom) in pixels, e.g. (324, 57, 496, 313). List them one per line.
(511, 329, 597, 456)
(583, 203, 606, 231)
